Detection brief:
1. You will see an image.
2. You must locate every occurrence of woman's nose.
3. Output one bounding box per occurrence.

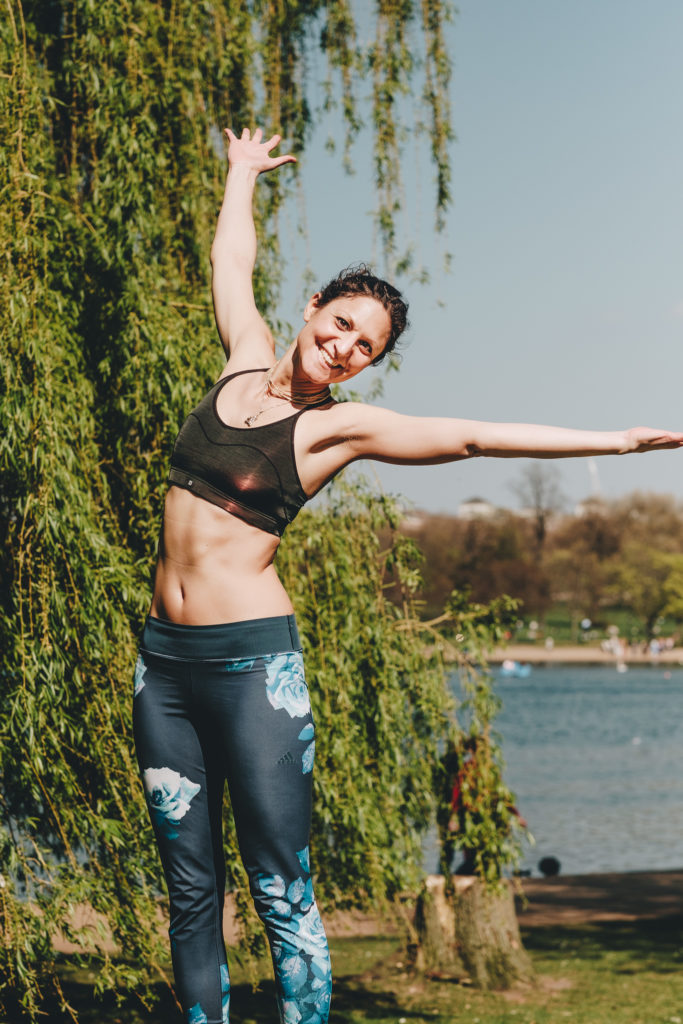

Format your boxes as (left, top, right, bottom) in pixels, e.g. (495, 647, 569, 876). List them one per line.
(333, 334, 356, 359)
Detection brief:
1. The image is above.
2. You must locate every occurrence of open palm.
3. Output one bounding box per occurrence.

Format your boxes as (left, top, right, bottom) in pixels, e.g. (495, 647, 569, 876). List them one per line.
(225, 126, 296, 173)
(625, 426, 683, 452)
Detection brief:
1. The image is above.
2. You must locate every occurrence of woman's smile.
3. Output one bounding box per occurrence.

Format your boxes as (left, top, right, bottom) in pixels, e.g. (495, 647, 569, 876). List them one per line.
(316, 344, 342, 370)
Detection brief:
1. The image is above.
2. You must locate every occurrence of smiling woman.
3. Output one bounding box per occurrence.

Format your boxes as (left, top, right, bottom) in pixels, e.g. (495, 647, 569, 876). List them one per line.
(132, 126, 683, 1024)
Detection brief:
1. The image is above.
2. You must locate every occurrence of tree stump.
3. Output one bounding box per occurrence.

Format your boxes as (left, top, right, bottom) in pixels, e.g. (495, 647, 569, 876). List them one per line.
(414, 875, 534, 990)
(413, 875, 466, 975)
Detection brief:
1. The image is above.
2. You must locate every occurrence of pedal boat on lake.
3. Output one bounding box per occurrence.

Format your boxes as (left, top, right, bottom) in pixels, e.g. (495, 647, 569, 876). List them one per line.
(500, 658, 532, 678)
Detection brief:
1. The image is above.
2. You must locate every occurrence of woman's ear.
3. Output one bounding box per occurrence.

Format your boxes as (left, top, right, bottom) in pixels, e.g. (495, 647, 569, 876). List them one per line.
(303, 292, 322, 322)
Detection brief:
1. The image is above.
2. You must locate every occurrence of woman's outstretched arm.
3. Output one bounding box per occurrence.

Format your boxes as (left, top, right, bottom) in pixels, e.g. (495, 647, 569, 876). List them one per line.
(210, 127, 295, 361)
(333, 404, 683, 465)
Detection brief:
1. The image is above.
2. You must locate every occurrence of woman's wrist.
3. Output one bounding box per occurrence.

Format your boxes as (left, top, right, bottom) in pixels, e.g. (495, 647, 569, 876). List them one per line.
(616, 430, 632, 455)
(227, 162, 261, 185)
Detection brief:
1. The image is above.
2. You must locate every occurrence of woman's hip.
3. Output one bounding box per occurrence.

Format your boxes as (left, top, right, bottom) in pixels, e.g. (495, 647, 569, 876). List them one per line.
(139, 613, 301, 663)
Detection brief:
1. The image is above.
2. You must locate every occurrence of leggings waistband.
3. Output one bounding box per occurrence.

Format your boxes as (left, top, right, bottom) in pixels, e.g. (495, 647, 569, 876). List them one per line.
(140, 614, 300, 661)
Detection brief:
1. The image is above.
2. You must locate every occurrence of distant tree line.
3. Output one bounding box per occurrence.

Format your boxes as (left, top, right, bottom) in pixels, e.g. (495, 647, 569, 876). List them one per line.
(393, 489, 683, 641)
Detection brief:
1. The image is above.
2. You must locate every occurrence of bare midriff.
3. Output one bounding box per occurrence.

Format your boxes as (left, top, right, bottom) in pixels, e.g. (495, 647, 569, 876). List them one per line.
(149, 486, 293, 625)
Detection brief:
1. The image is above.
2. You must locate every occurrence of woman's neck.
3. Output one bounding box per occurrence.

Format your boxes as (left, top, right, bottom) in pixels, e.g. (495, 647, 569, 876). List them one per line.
(268, 345, 330, 399)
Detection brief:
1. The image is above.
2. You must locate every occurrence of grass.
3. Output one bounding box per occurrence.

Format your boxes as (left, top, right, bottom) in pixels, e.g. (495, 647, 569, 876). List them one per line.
(516, 604, 679, 647)
(47, 916, 683, 1024)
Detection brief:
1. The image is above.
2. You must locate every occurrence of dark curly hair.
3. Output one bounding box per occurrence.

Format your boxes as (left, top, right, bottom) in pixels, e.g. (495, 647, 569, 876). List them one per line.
(314, 264, 409, 365)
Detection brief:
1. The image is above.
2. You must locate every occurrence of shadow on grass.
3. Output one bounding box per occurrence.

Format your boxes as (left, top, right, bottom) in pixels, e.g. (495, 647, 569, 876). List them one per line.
(45, 920, 683, 1023)
(45, 974, 422, 1024)
(40, 969, 182, 1024)
(48, 936, 413, 1024)
(521, 913, 683, 973)
(230, 977, 426, 1024)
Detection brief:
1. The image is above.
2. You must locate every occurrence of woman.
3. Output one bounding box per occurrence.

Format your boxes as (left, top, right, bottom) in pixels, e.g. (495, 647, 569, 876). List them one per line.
(133, 128, 682, 1024)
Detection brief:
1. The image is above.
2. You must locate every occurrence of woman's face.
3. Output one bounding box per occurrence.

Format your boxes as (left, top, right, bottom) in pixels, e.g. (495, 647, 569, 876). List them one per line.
(295, 294, 391, 384)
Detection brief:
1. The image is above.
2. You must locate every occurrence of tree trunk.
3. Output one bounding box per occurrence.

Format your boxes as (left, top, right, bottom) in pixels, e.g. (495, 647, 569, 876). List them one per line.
(414, 875, 534, 990)
(413, 875, 466, 976)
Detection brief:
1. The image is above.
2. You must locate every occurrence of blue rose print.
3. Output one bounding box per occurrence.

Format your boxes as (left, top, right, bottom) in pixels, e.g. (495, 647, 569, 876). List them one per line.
(280, 954, 308, 993)
(297, 724, 315, 775)
(281, 1000, 302, 1024)
(142, 767, 201, 839)
(301, 740, 315, 775)
(296, 847, 310, 873)
(299, 877, 314, 912)
(258, 873, 286, 898)
(220, 963, 230, 1024)
(270, 904, 331, 1022)
(256, 855, 331, 1024)
(187, 1003, 208, 1024)
(224, 658, 255, 673)
(272, 898, 292, 918)
(133, 654, 147, 697)
(287, 877, 305, 903)
(264, 653, 311, 718)
(291, 905, 329, 961)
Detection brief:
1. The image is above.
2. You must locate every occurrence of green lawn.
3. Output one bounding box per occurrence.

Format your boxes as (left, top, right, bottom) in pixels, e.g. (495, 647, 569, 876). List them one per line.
(519, 605, 679, 647)
(48, 916, 683, 1024)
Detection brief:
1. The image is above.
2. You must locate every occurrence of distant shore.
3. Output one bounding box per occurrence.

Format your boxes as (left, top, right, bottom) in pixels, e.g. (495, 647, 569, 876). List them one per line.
(488, 644, 683, 666)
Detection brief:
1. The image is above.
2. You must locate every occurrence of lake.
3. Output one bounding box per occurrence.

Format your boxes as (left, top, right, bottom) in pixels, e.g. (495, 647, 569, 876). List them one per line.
(445, 665, 683, 877)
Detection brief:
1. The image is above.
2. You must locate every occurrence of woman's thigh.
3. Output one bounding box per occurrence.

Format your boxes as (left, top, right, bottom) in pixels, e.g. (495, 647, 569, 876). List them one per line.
(133, 651, 226, 910)
(192, 651, 315, 876)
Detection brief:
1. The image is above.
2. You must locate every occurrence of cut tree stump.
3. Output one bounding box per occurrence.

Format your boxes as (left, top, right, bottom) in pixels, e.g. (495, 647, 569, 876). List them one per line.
(414, 874, 534, 990)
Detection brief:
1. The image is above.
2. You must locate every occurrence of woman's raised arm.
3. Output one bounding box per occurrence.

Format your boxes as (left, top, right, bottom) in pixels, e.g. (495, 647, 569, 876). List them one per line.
(333, 404, 683, 466)
(210, 127, 295, 362)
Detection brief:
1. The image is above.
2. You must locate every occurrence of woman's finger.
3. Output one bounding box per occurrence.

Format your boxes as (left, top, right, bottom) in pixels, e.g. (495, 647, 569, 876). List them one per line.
(270, 154, 297, 167)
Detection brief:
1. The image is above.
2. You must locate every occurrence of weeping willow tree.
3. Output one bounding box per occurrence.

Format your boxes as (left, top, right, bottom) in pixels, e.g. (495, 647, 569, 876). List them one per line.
(1, 0, 459, 1018)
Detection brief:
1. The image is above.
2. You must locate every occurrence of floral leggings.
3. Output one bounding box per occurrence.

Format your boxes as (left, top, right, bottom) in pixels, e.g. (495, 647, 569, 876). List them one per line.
(133, 614, 331, 1024)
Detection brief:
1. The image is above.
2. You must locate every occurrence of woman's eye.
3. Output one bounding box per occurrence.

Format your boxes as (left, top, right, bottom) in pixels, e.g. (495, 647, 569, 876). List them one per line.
(359, 340, 372, 353)
(336, 317, 350, 329)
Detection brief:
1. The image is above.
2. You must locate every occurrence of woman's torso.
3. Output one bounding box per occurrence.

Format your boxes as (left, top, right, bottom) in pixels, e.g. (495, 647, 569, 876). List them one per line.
(150, 364, 353, 625)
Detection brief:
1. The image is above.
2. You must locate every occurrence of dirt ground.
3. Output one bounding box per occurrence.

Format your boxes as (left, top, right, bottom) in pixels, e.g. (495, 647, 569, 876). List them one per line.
(52, 870, 683, 953)
(515, 869, 683, 926)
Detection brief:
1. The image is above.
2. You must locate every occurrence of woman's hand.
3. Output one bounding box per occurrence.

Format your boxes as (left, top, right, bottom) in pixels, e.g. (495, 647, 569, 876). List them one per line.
(225, 126, 296, 174)
(621, 427, 683, 453)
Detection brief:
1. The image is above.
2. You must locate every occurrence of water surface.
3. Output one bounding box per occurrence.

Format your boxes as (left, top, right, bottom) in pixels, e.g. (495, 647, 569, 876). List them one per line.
(444, 665, 683, 876)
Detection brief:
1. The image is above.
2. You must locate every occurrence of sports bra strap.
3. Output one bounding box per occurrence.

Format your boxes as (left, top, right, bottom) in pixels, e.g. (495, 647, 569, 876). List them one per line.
(213, 367, 270, 388)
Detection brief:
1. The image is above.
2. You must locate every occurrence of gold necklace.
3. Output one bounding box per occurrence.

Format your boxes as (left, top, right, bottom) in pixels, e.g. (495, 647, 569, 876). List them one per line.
(243, 369, 331, 427)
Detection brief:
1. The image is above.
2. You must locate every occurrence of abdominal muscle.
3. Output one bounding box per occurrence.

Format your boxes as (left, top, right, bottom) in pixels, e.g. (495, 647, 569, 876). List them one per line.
(149, 486, 294, 625)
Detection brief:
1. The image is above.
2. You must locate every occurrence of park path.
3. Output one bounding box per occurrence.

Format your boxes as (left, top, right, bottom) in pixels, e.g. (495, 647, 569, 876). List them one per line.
(517, 869, 683, 926)
(489, 644, 683, 665)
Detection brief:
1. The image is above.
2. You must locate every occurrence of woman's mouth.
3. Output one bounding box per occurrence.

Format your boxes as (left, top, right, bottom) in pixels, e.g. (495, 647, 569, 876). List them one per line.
(318, 346, 340, 370)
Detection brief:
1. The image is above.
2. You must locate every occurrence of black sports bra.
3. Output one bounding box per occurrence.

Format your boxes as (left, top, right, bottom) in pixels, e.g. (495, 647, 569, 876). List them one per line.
(168, 368, 330, 537)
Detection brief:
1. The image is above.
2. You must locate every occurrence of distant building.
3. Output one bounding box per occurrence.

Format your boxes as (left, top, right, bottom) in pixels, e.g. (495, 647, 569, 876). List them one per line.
(574, 496, 608, 518)
(400, 513, 426, 531)
(457, 497, 497, 520)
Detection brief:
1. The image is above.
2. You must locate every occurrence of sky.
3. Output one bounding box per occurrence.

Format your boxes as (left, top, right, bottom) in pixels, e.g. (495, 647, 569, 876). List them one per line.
(279, 0, 683, 515)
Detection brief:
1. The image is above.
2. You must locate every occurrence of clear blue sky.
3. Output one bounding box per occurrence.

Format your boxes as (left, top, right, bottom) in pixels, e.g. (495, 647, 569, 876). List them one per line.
(279, 0, 683, 514)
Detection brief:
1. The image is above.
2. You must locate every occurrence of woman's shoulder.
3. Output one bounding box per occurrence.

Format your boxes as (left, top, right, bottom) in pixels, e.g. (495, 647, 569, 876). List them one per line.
(300, 399, 391, 444)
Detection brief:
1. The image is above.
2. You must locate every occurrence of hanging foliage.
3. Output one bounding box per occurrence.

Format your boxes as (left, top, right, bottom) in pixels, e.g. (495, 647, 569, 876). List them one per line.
(279, 482, 455, 907)
(1, 0, 460, 1018)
